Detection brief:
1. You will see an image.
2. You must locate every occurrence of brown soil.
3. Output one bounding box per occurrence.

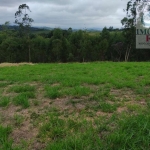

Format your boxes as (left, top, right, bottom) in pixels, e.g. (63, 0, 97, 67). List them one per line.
(117, 107, 127, 113)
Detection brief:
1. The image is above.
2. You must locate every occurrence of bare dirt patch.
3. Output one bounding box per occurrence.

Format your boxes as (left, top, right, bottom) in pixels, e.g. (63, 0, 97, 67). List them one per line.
(0, 105, 20, 126)
(11, 119, 39, 149)
(117, 107, 127, 113)
(96, 111, 112, 117)
(52, 98, 73, 111)
(2, 84, 18, 97)
(51, 83, 60, 87)
(110, 88, 136, 101)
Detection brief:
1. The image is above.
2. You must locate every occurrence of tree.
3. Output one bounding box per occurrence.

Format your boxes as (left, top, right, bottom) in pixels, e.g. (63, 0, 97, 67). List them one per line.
(101, 27, 110, 40)
(121, 0, 136, 28)
(121, 0, 137, 61)
(111, 42, 124, 61)
(15, 4, 34, 62)
(31, 35, 48, 62)
(99, 39, 109, 61)
(121, 0, 150, 61)
(99, 27, 110, 60)
(69, 30, 84, 61)
(2, 21, 10, 32)
(0, 36, 20, 62)
(123, 0, 150, 27)
(50, 28, 68, 62)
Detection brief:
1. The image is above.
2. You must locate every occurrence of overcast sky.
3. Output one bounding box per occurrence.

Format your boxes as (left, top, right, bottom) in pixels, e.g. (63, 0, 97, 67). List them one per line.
(0, 0, 128, 29)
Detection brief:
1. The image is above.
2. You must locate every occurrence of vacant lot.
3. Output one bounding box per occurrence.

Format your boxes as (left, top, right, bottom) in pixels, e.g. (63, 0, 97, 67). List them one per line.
(0, 62, 150, 150)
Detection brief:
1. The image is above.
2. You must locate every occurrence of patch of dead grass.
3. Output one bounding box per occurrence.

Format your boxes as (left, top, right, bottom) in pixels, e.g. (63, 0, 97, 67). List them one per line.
(11, 119, 39, 149)
(117, 107, 127, 113)
(0, 105, 20, 126)
(110, 88, 136, 101)
(0, 62, 34, 67)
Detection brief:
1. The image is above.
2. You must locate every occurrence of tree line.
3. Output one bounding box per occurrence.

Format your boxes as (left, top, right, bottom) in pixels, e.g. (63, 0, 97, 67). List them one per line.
(0, 1, 150, 63)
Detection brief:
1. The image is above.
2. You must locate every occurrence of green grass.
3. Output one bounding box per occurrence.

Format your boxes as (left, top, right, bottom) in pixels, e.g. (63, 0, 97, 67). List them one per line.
(104, 114, 150, 150)
(1, 62, 150, 149)
(0, 125, 22, 150)
(13, 114, 24, 127)
(97, 102, 118, 113)
(90, 87, 110, 101)
(0, 82, 12, 88)
(8, 85, 35, 93)
(61, 86, 91, 98)
(39, 115, 66, 140)
(13, 93, 30, 108)
(0, 96, 10, 107)
(0, 125, 13, 150)
(45, 131, 102, 150)
(45, 86, 61, 99)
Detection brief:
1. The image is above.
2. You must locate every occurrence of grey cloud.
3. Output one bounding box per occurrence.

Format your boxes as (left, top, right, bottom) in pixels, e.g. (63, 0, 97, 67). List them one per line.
(0, 0, 129, 28)
(0, 0, 71, 7)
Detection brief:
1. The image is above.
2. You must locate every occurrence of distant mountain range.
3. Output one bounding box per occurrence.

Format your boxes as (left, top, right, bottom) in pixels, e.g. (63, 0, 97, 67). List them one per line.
(0, 25, 103, 31)
(0, 25, 50, 31)
(0, 25, 122, 32)
(33, 26, 105, 31)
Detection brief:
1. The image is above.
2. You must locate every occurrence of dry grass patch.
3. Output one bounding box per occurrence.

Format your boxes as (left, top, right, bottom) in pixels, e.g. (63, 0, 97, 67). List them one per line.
(0, 62, 34, 67)
(2, 84, 18, 97)
(96, 111, 112, 117)
(51, 83, 60, 87)
(11, 119, 39, 149)
(0, 105, 20, 126)
(52, 98, 75, 111)
(110, 88, 148, 113)
(110, 88, 136, 101)
(116, 107, 127, 113)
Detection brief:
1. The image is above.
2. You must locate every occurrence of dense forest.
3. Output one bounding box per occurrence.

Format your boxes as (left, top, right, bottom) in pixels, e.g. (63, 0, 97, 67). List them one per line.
(0, 0, 150, 63)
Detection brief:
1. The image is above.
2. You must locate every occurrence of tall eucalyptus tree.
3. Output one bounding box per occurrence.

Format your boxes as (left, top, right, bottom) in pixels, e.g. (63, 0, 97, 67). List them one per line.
(15, 4, 34, 62)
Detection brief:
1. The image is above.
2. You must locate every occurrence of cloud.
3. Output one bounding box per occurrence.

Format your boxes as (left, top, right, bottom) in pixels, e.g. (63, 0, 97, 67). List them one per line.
(0, 0, 71, 7)
(0, 0, 129, 29)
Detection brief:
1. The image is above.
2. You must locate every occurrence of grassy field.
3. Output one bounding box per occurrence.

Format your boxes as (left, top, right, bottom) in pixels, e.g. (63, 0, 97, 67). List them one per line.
(0, 62, 150, 150)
